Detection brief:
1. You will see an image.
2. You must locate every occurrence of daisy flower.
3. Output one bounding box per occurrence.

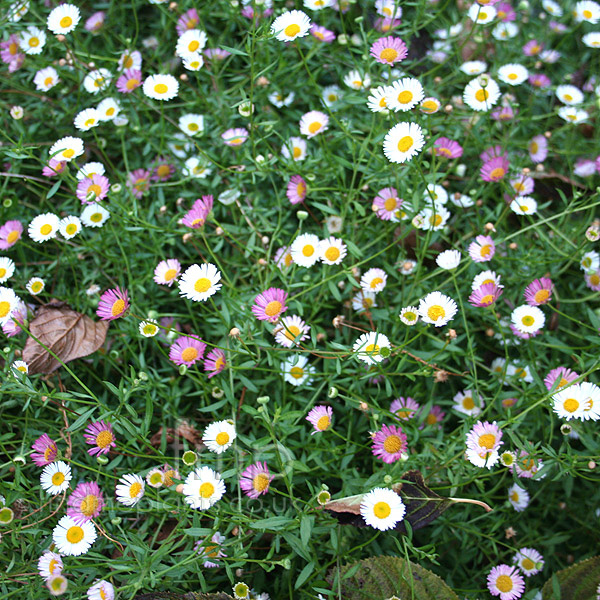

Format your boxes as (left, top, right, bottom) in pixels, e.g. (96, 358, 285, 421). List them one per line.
(74, 108, 99, 132)
(143, 74, 179, 101)
(372, 187, 403, 221)
(139, 319, 159, 337)
(175, 29, 207, 58)
(513, 451, 543, 478)
(352, 291, 377, 313)
(0, 257, 15, 283)
(463, 76, 501, 111)
(182, 196, 213, 228)
(67, 481, 104, 523)
(20, 26, 46, 54)
(146, 468, 165, 488)
(383, 122, 425, 163)
(269, 90, 296, 108)
(523, 277, 553, 306)
(513, 548, 544, 577)
(179, 263, 222, 302)
(481, 155, 509, 182)
(360, 267, 387, 293)
(26, 276, 45, 296)
(433, 137, 463, 159)
(76, 174, 109, 204)
(318, 236, 347, 265)
(29, 213, 60, 243)
(469, 282, 503, 307)
(371, 424, 407, 463)
(390, 397, 420, 420)
(370, 36, 407, 65)
(291, 233, 321, 267)
(583, 31, 600, 47)
(460, 60, 487, 75)
(97, 97, 120, 121)
(196, 532, 227, 568)
(454, 390, 482, 416)
(0, 286, 20, 327)
(202, 420, 236, 454)
(367, 85, 390, 112)
(558, 106, 589, 124)
(418, 291, 457, 326)
(274, 315, 309, 347)
(299, 111, 329, 138)
(497, 63, 528, 85)
(239, 461, 272, 498)
(436, 249, 461, 270)
(511, 305, 545, 335)
(31, 433, 58, 467)
(116, 473, 145, 506)
(399, 306, 419, 325)
(487, 565, 525, 600)
(183, 157, 211, 178)
(270, 10, 311, 42)
(286, 175, 307, 204)
(343, 69, 371, 90)
(469, 235, 495, 262)
(204, 348, 227, 378)
(116, 68, 142, 93)
(580, 381, 600, 421)
(127, 168, 151, 199)
(53, 515, 97, 556)
(556, 84, 584, 105)
(252, 288, 288, 322)
(306, 405, 333, 434)
(49, 136, 84, 162)
(422, 405, 445, 428)
(40, 461, 72, 495)
(581, 250, 600, 272)
(282, 354, 315, 386)
(281, 137, 307, 161)
(179, 113, 204, 136)
(169, 336, 206, 367)
(466, 420, 503, 467)
(48, 574, 68, 593)
(82, 69, 112, 94)
(59, 216, 82, 240)
(360, 488, 406, 531)
(552, 384, 587, 420)
(83, 420, 116, 456)
(508, 483, 529, 511)
(38, 551, 63, 580)
(585, 270, 600, 290)
(0, 220, 23, 249)
(352, 331, 390, 364)
(222, 127, 249, 147)
(34, 66, 60, 92)
(311, 24, 336, 42)
(47, 4, 80, 34)
(97, 287, 129, 321)
(152, 156, 176, 181)
(176, 8, 200, 34)
(574, 1, 600, 24)
(385, 77, 424, 111)
(510, 196, 537, 215)
(182, 466, 225, 509)
(87, 580, 115, 600)
(544, 366, 579, 391)
(420, 96, 441, 113)
(81, 204, 110, 228)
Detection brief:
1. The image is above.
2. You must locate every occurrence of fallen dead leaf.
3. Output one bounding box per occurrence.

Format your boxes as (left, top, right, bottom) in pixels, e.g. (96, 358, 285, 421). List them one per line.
(22, 300, 109, 375)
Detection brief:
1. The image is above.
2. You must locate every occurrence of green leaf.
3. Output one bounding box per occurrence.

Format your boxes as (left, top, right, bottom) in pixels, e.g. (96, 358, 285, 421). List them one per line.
(67, 407, 96, 432)
(542, 556, 600, 600)
(295, 561, 315, 589)
(251, 516, 294, 530)
(46, 179, 62, 200)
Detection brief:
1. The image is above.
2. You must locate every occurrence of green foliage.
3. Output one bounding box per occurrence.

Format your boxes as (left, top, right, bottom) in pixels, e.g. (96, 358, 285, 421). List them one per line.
(542, 556, 600, 600)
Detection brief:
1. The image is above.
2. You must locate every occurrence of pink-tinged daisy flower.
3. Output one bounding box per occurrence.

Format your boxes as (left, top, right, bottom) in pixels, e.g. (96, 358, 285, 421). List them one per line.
(182, 196, 214, 228)
(2, 299, 28, 337)
(509, 324, 541, 340)
(84, 420, 116, 456)
(469, 282, 503, 307)
(152, 156, 176, 182)
(528, 135, 547, 163)
(42, 159, 67, 177)
(0, 35, 25, 72)
(38, 550, 63, 580)
(421, 405, 445, 428)
(97, 287, 129, 320)
(204, 348, 227, 378)
(204, 47, 231, 61)
(544, 366, 579, 391)
(481, 156, 509, 182)
(0, 220, 23, 250)
(222, 127, 249, 147)
(241, 4, 273, 19)
(370, 36, 408, 65)
(523, 39, 543, 56)
(176, 8, 200, 35)
(433, 137, 463, 159)
(240, 461, 273, 498)
(390, 396, 420, 420)
(310, 24, 336, 42)
(195, 532, 227, 568)
(374, 17, 402, 33)
(274, 246, 294, 270)
(512, 450, 543, 478)
(251, 288, 288, 323)
(67, 481, 105, 524)
(528, 73, 551, 88)
(479, 146, 506, 163)
(306, 405, 333, 434)
(31, 433, 58, 467)
(585, 270, 600, 291)
(87, 581, 115, 600)
(169, 336, 206, 367)
(513, 547, 544, 577)
(372, 187, 403, 221)
(469, 235, 495, 262)
(575, 159, 597, 177)
(523, 277, 553, 306)
(286, 175, 307, 204)
(127, 168, 151, 199)
(510, 175, 534, 196)
(274, 314, 309, 347)
(85, 11, 105, 33)
(76, 174, 109, 204)
(491, 104, 517, 122)
(466, 421, 503, 465)
(496, 2, 516, 20)
(299, 111, 329, 138)
(154, 258, 181, 287)
(487, 564, 525, 600)
(372, 424, 407, 463)
(116, 69, 142, 93)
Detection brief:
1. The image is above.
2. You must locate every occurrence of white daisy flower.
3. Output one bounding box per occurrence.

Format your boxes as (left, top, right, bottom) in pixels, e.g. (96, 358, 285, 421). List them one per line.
(463, 76, 501, 111)
(450, 193, 475, 208)
(418, 205, 451, 230)
(281, 137, 307, 161)
(497, 63, 529, 86)
(202, 420, 236, 454)
(383, 122, 425, 163)
(417, 291, 458, 327)
(139, 319, 159, 337)
(304, 0, 332, 9)
(366, 85, 390, 113)
(0, 286, 20, 327)
(76, 162, 105, 179)
(472, 270, 500, 290)
(468, 3, 497, 23)
(96, 98, 120, 121)
(37, 550, 63, 579)
(29, 213, 60, 243)
(270, 10, 312, 42)
(399, 306, 419, 326)
(436, 249, 461, 270)
(580, 381, 600, 421)
(269, 90, 296, 108)
(87, 580, 115, 600)
(182, 466, 226, 509)
(290, 233, 321, 268)
(52, 515, 97, 555)
(574, 0, 600, 23)
(178, 263, 222, 302)
(0, 257, 15, 283)
(492, 22, 519, 40)
(360, 488, 406, 531)
(360, 267, 387, 293)
(143, 74, 179, 101)
(82, 69, 112, 94)
(352, 331, 390, 365)
(183, 157, 211, 178)
(555, 84, 584, 105)
(465, 447, 499, 468)
(513, 548, 545, 577)
(510, 305, 545, 334)
(582, 31, 600, 47)
(552, 384, 587, 420)
(182, 53, 204, 71)
(282, 354, 315, 386)
(299, 110, 329, 138)
(510, 196, 538, 215)
(352, 291, 377, 313)
(26, 277, 45, 295)
(318, 236, 347, 265)
(33, 66, 59, 92)
(115, 473, 145, 506)
(423, 184, 448, 205)
(7, 1, 30, 22)
(558, 106, 589, 123)
(175, 29, 207, 58)
(81, 204, 110, 228)
(375, 0, 402, 18)
(118, 49, 142, 70)
(581, 250, 600, 272)
(146, 468, 165, 488)
(179, 113, 205, 136)
(74, 108, 100, 132)
(12, 360, 28, 374)
(274, 315, 310, 347)
(453, 390, 482, 416)
(49, 136, 84, 162)
(460, 60, 487, 75)
(385, 77, 424, 112)
(40, 461, 72, 495)
(19, 26, 46, 55)
(343, 69, 371, 90)
(508, 483, 529, 511)
(542, 0, 563, 15)
(47, 3, 80, 34)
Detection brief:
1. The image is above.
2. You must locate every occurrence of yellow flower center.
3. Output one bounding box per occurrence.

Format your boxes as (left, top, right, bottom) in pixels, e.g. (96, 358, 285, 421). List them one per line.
(143, 324, 157, 335)
(480, 244, 492, 257)
(29, 37, 39, 47)
(0, 301, 10, 318)
(478, 11, 488, 19)
(40, 224, 52, 236)
(96, 430, 113, 449)
(384, 197, 398, 211)
(154, 83, 168, 94)
(90, 212, 103, 223)
(253, 473, 270, 492)
(521, 315, 534, 327)
(63, 148, 75, 159)
(293, 146, 302, 159)
(214, 356, 226, 370)
(534, 289, 549, 303)
(66, 525, 84, 543)
(590, 274, 600, 286)
(421, 100, 437, 112)
(123, 55, 133, 68)
(316, 415, 330, 430)
(60, 16, 73, 28)
(48, 558, 59, 574)
(88, 184, 102, 196)
(265, 300, 282, 317)
(324, 247, 340, 262)
(462, 396, 475, 409)
(507, 73, 518, 80)
(188, 40, 200, 52)
(308, 121, 322, 134)
(489, 167, 505, 179)
(370, 277, 383, 289)
(364, 343, 380, 355)
(149, 472, 163, 485)
(397, 90, 413, 104)
(6, 230, 19, 244)
(161, 268, 176, 282)
(31, 281, 44, 292)
(373, 501, 391, 519)
(521, 558, 535, 570)
(510, 491, 519, 501)
(530, 141, 538, 154)
(496, 575, 513, 593)
(111, 299, 125, 316)
(181, 347, 198, 363)
(215, 432, 230, 446)
(427, 305, 445, 321)
(290, 366, 304, 379)
(80, 494, 98, 517)
(475, 88, 489, 102)
(397, 135, 414, 152)
(129, 482, 142, 497)
(194, 278, 212, 293)
(480, 294, 494, 304)
(284, 325, 301, 340)
(9, 42, 17, 55)
(380, 47, 398, 62)
(478, 433, 496, 449)
(383, 434, 403, 454)
(583, 9, 593, 18)
(126, 78, 140, 90)
(302, 244, 315, 257)
(563, 398, 579, 413)
(284, 23, 301, 37)
(52, 471, 65, 486)
(0, 269, 5, 279)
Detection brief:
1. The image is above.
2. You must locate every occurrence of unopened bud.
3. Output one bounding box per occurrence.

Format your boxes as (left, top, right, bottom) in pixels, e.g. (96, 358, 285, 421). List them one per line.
(229, 327, 241, 338)
(258, 258, 267, 266)
(588, 461, 596, 469)
(484, 222, 496, 232)
(182, 233, 192, 244)
(212, 387, 224, 399)
(297, 210, 309, 221)
(359, 401, 369, 412)
(97, 455, 109, 465)
(560, 423, 572, 435)
(316, 332, 326, 342)
(332, 315, 345, 328)
(486, 328, 495, 337)
(328, 386, 338, 398)
(446, 329, 457, 340)
(257, 396, 270, 405)
(56, 34, 66, 43)
(256, 76, 270, 86)
(159, 205, 167, 214)
(509, 242, 518, 250)
(180, 73, 188, 81)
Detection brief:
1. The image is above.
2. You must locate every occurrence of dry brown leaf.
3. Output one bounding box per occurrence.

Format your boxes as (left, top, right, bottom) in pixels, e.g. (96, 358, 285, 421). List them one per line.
(23, 300, 109, 375)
